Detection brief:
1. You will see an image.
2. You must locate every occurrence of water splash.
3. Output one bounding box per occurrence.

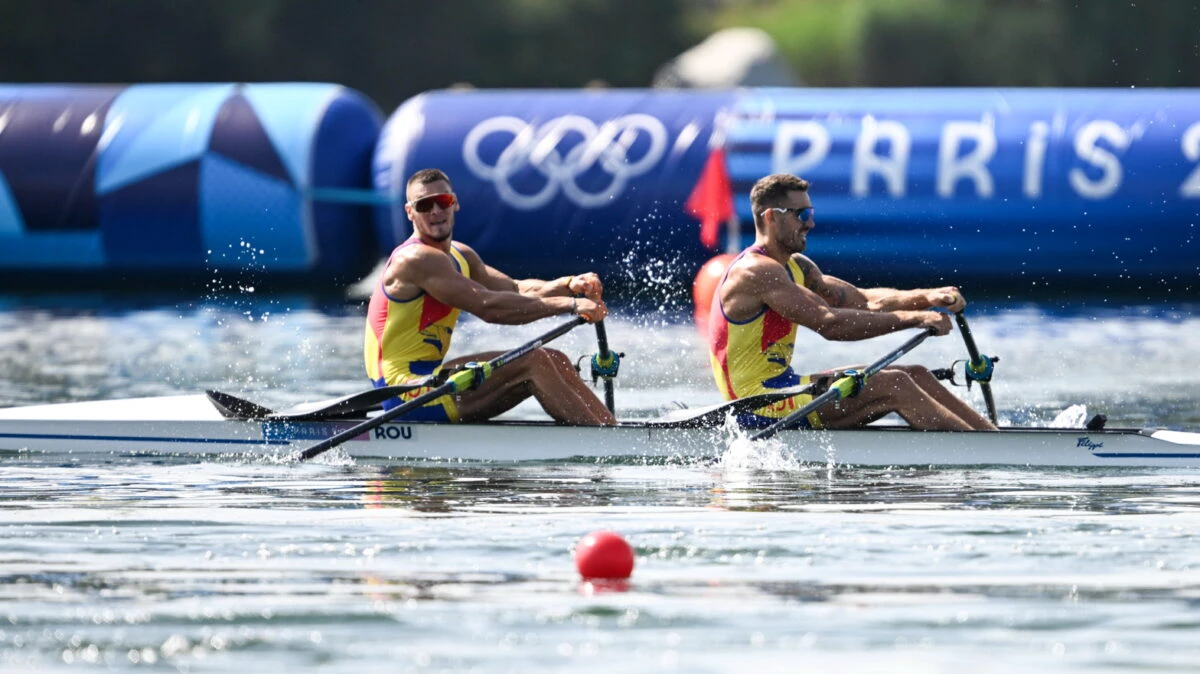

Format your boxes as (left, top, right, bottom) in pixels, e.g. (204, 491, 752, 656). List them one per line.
(1049, 404, 1088, 428)
(718, 416, 803, 472)
(281, 446, 356, 466)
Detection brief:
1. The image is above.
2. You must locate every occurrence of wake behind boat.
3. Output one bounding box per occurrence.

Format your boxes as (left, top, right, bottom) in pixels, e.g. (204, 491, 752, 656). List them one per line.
(1, 390, 1198, 468)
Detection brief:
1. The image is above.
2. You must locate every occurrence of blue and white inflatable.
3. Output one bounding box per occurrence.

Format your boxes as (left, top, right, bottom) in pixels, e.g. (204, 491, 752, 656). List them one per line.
(725, 88, 1200, 292)
(0, 83, 382, 289)
(3, 84, 1196, 296)
(374, 87, 1200, 295)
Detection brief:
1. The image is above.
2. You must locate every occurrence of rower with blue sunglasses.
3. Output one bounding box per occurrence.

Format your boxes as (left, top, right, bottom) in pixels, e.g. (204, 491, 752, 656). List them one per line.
(707, 173, 995, 431)
(364, 168, 615, 426)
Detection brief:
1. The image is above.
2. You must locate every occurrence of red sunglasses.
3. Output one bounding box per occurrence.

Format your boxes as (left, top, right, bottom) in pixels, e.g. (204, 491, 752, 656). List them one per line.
(408, 193, 457, 213)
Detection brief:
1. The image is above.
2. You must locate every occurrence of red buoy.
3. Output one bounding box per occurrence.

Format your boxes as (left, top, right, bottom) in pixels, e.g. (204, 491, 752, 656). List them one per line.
(692, 253, 735, 334)
(574, 530, 635, 580)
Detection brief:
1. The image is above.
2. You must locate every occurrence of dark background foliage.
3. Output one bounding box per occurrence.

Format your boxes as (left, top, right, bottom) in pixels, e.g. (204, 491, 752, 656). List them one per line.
(2, 0, 1196, 114)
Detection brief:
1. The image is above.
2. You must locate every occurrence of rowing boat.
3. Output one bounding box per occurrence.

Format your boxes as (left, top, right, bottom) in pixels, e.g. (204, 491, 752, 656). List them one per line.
(1, 391, 1198, 467)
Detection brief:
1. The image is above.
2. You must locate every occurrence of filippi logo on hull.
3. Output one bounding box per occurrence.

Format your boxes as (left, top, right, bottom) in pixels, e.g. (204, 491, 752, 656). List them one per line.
(462, 114, 670, 210)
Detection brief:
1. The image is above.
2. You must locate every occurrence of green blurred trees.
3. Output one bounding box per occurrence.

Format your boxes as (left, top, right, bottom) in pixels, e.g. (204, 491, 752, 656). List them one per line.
(0, 0, 698, 110)
(714, 0, 1200, 87)
(0, 0, 1195, 114)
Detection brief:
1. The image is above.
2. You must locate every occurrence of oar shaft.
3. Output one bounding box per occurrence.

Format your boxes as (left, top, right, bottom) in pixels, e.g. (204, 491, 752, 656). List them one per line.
(751, 328, 936, 442)
(954, 311, 998, 424)
(593, 320, 616, 414)
(954, 312, 984, 363)
(299, 317, 586, 460)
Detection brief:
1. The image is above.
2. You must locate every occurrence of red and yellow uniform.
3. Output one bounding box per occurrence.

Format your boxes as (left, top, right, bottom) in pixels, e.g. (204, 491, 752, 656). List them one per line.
(363, 237, 471, 422)
(708, 246, 823, 429)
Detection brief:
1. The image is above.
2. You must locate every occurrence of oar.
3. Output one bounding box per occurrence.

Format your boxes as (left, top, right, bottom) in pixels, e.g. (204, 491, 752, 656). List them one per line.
(750, 327, 938, 442)
(206, 390, 276, 419)
(206, 382, 435, 421)
(645, 383, 816, 429)
(591, 320, 619, 414)
(297, 316, 587, 461)
(268, 383, 433, 420)
(954, 311, 998, 425)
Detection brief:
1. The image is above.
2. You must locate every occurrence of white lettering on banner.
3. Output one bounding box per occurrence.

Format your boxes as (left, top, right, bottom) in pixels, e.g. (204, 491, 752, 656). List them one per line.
(1070, 121, 1131, 200)
(938, 118, 998, 198)
(770, 115, 1200, 201)
(852, 116, 910, 197)
(463, 114, 668, 210)
(1180, 122, 1200, 198)
(772, 121, 831, 176)
(1024, 121, 1050, 198)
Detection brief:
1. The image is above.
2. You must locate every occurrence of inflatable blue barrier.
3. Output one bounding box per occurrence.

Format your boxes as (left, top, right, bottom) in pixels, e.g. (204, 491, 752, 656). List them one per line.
(0, 83, 382, 290)
(375, 87, 1199, 296)
(4, 85, 1195, 297)
(726, 88, 1200, 293)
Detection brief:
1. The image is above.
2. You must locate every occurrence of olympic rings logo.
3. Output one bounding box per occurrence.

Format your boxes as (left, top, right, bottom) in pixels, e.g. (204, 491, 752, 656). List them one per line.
(462, 114, 668, 210)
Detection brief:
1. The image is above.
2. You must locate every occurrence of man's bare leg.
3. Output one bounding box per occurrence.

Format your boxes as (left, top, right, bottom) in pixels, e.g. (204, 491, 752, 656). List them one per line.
(816, 369, 977, 431)
(893, 365, 996, 430)
(451, 349, 616, 425)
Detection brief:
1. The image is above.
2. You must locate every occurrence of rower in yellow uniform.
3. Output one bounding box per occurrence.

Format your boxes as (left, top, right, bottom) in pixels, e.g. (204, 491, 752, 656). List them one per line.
(364, 168, 615, 425)
(709, 245, 826, 428)
(708, 173, 995, 431)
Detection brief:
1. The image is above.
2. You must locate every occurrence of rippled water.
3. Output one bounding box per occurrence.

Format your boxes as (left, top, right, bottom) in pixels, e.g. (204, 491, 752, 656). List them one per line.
(1, 296, 1198, 672)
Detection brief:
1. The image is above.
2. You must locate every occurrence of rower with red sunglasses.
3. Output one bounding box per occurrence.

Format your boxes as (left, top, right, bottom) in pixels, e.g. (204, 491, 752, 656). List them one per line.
(708, 173, 995, 432)
(364, 168, 615, 425)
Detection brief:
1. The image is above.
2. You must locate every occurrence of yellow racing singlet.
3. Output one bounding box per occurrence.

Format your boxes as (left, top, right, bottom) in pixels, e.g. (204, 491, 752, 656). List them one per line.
(363, 237, 471, 422)
(707, 246, 823, 429)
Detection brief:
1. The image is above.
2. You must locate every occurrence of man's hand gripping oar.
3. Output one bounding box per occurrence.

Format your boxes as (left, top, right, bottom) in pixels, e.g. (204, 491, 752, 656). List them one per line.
(750, 327, 939, 442)
(297, 317, 587, 461)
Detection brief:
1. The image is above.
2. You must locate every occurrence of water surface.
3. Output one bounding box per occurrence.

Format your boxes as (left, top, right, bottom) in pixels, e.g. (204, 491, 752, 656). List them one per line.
(1, 298, 1198, 672)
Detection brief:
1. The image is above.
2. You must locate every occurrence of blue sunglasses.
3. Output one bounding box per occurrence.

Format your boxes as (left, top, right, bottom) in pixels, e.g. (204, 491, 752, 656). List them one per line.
(766, 206, 814, 223)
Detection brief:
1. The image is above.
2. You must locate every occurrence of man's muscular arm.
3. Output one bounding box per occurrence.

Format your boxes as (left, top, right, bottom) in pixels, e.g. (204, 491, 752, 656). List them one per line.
(794, 255, 869, 310)
(794, 255, 965, 314)
(738, 257, 951, 341)
(860, 286, 965, 313)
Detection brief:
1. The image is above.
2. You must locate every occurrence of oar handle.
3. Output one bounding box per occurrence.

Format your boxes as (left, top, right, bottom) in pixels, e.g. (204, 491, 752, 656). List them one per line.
(751, 327, 937, 442)
(954, 311, 999, 425)
(592, 320, 617, 414)
(298, 317, 586, 461)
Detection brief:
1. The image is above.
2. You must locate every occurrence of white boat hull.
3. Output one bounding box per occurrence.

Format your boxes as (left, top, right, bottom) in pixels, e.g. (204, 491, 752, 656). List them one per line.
(1, 394, 1199, 467)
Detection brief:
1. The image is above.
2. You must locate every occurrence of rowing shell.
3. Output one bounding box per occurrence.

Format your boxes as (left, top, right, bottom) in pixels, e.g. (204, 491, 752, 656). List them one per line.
(1, 393, 1198, 467)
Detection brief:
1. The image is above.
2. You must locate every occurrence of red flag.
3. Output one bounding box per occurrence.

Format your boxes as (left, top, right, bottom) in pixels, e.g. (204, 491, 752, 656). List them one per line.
(685, 148, 734, 250)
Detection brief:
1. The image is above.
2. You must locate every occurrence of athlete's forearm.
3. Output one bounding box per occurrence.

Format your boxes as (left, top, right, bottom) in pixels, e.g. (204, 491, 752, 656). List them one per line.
(865, 286, 963, 312)
(862, 288, 933, 312)
(810, 308, 935, 341)
(470, 292, 574, 325)
(514, 276, 571, 298)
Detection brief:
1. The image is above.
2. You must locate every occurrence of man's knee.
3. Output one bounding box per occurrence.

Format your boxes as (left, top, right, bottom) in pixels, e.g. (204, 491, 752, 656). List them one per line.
(871, 369, 917, 394)
(522, 347, 576, 375)
(894, 364, 934, 379)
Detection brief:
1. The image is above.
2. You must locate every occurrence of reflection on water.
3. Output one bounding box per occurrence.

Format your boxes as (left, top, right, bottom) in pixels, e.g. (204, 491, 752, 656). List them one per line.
(1, 298, 1199, 671)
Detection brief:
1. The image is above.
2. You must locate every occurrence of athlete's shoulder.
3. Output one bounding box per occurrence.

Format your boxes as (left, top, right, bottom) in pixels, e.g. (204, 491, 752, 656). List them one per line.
(449, 240, 480, 259)
(736, 249, 787, 275)
(789, 253, 821, 276)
